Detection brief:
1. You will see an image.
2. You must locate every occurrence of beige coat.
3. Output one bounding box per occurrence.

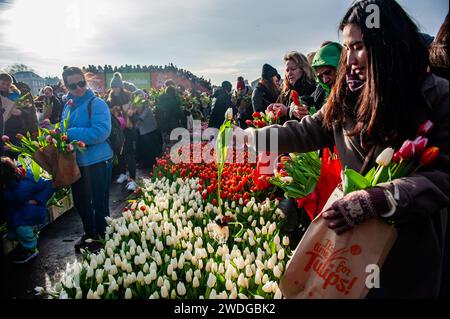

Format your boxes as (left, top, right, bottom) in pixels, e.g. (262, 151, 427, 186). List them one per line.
(257, 74, 449, 298)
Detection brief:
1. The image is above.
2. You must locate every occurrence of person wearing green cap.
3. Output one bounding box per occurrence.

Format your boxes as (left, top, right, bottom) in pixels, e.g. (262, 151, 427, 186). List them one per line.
(308, 41, 343, 109)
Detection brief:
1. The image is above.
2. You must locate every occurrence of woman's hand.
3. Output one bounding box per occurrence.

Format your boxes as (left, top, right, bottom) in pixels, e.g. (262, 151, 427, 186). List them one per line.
(289, 102, 308, 120)
(267, 103, 288, 118)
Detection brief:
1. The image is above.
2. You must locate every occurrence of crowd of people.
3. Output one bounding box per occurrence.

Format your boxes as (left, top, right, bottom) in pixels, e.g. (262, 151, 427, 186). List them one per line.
(0, 0, 448, 298)
(82, 63, 212, 91)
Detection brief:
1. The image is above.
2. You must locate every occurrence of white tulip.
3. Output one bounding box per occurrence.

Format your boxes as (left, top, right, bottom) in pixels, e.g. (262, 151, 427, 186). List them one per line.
(207, 273, 216, 288)
(171, 272, 178, 281)
(245, 265, 253, 277)
(96, 284, 104, 296)
(268, 223, 277, 235)
(177, 282, 186, 296)
(255, 269, 262, 285)
(75, 289, 83, 299)
(157, 276, 164, 287)
(149, 269, 157, 281)
(225, 108, 233, 120)
(225, 279, 234, 291)
(278, 248, 285, 260)
(376, 147, 395, 167)
(125, 288, 133, 299)
(238, 293, 248, 299)
(192, 277, 200, 288)
(282, 236, 290, 246)
(160, 286, 169, 298)
(262, 274, 269, 284)
(237, 273, 246, 288)
(280, 176, 294, 184)
(209, 288, 217, 299)
(273, 265, 282, 279)
(274, 288, 282, 299)
(87, 289, 94, 299)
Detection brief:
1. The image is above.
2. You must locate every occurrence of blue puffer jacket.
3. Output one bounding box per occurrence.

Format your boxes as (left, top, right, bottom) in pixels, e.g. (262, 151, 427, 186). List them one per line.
(61, 89, 113, 167)
(4, 170, 54, 227)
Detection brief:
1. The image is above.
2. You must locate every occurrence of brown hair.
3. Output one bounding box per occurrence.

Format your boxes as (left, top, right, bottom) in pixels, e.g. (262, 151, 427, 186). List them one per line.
(429, 13, 449, 72)
(323, 0, 430, 145)
(0, 73, 13, 83)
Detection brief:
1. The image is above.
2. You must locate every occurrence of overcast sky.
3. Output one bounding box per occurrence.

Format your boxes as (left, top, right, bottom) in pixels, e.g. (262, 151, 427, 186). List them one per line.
(0, 0, 448, 85)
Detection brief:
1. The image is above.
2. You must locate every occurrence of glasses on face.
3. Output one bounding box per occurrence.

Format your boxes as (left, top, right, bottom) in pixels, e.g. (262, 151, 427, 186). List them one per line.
(67, 80, 87, 91)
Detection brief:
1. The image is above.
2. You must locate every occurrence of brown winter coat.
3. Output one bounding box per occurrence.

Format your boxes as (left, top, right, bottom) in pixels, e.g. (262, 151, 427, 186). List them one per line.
(256, 74, 449, 298)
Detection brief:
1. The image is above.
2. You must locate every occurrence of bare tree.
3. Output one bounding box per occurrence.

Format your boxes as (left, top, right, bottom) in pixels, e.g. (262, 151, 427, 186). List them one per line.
(5, 63, 35, 74)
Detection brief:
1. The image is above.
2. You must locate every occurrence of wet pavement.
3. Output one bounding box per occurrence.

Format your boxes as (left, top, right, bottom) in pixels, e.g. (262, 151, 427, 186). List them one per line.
(1, 168, 149, 299)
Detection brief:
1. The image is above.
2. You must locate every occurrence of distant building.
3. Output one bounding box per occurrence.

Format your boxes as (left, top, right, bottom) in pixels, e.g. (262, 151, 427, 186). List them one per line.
(44, 76, 61, 86)
(13, 71, 46, 95)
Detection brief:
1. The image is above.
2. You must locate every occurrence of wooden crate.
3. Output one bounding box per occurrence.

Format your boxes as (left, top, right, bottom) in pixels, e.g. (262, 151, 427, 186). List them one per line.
(48, 192, 73, 223)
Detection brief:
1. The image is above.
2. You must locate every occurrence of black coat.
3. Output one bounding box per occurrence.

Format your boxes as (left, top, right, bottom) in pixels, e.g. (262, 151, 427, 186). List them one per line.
(208, 89, 233, 129)
(48, 96, 63, 124)
(252, 83, 278, 113)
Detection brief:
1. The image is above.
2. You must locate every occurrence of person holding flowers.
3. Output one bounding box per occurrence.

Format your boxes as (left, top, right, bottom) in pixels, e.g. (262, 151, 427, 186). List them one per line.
(60, 67, 113, 253)
(275, 51, 316, 122)
(259, 0, 448, 298)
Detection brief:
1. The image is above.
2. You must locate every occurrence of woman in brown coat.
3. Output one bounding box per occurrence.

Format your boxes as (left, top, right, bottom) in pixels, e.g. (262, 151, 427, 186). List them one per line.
(262, 0, 448, 298)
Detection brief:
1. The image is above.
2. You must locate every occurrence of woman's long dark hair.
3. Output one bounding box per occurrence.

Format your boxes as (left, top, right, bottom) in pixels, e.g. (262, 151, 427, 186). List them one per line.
(323, 0, 430, 145)
(429, 13, 449, 80)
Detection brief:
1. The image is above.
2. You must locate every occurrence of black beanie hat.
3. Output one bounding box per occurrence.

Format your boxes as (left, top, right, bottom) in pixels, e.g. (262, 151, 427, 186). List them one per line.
(261, 64, 278, 80)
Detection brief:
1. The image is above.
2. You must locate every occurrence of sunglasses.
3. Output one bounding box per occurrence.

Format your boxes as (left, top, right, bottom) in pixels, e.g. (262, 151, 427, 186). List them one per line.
(67, 80, 87, 90)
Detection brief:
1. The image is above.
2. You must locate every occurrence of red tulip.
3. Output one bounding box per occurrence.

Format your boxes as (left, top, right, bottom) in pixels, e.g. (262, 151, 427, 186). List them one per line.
(419, 147, 439, 166)
(77, 141, 86, 148)
(397, 140, 415, 160)
(417, 120, 434, 136)
(252, 112, 261, 118)
(245, 120, 253, 126)
(290, 90, 300, 106)
(392, 151, 402, 163)
(412, 136, 428, 156)
(61, 135, 68, 142)
(67, 99, 74, 107)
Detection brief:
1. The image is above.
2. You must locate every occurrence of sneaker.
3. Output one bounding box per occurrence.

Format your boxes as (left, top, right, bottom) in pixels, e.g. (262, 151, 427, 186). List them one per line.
(13, 248, 38, 264)
(126, 180, 137, 192)
(116, 174, 128, 184)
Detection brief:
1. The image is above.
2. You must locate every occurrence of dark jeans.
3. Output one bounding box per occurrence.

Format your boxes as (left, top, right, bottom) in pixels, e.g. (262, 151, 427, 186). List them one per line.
(117, 128, 137, 180)
(117, 153, 136, 180)
(136, 129, 162, 169)
(71, 159, 112, 239)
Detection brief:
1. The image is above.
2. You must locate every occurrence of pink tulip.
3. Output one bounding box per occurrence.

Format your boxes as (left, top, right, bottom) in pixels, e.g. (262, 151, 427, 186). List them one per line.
(1, 135, 10, 143)
(417, 120, 434, 136)
(67, 144, 74, 152)
(397, 140, 415, 160)
(412, 136, 428, 156)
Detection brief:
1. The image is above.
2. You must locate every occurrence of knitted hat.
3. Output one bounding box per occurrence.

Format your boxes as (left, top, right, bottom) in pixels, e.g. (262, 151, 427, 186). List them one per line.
(261, 64, 278, 81)
(110, 72, 124, 89)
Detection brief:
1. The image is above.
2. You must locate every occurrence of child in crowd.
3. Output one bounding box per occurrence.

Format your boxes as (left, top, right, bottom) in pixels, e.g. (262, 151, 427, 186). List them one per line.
(1, 157, 54, 263)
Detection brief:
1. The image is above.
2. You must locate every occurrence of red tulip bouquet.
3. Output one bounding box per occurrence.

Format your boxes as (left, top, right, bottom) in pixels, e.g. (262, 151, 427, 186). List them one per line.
(245, 111, 280, 128)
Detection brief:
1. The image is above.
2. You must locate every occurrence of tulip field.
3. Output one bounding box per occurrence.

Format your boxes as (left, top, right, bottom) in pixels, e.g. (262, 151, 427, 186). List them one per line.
(38, 143, 293, 299)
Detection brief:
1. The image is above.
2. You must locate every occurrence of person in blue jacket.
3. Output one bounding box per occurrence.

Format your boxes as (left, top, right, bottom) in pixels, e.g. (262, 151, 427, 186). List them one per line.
(60, 67, 113, 253)
(1, 157, 54, 264)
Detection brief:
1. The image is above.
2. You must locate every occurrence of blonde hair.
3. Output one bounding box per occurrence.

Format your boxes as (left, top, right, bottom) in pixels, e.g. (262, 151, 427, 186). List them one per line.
(282, 51, 316, 92)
